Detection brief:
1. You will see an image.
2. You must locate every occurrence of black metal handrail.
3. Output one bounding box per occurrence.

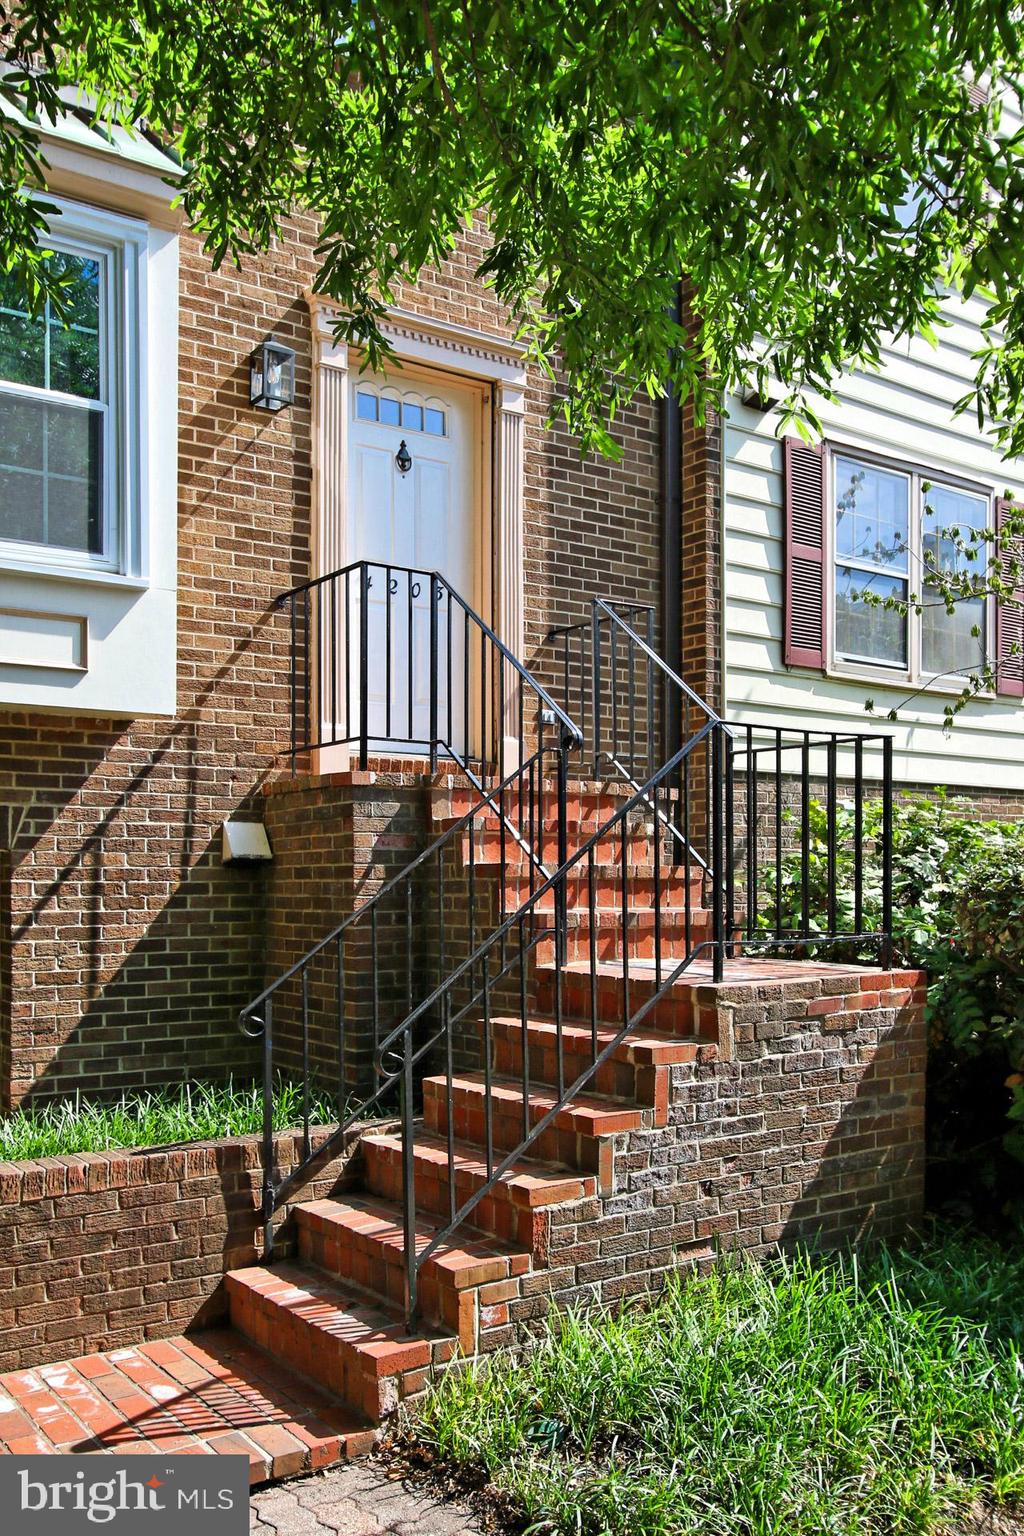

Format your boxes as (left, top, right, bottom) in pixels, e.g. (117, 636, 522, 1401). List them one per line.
(367, 709, 895, 1329)
(249, 575, 894, 1338)
(241, 739, 566, 1258)
(376, 720, 722, 1325)
(278, 560, 581, 777)
(548, 598, 722, 875)
(245, 563, 582, 1259)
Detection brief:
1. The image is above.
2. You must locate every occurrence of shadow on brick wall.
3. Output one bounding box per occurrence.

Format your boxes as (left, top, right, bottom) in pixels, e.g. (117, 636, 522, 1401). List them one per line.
(2, 613, 286, 1108)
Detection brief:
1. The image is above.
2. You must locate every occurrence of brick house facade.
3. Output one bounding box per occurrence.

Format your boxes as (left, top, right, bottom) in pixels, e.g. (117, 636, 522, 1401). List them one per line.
(0, 111, 937, 1457)
(0, 195, 685, 1107)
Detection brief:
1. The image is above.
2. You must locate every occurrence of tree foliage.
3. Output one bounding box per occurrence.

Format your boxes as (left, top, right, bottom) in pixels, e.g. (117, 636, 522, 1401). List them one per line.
(1, 0, 1023, 458)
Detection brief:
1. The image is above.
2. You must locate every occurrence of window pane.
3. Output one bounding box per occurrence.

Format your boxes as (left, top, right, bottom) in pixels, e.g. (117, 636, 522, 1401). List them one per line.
(0, 396, 102, 553)
(424, 408, 445, 436)
(0, 465, 44, 544)
(402, 402, 423, 431)
(922, 597, 985, 677)
(47, 401, 102, 480)
(921, 482, 987, 574)
(835, 566, 908, 665)
(835, 457, 909, 570)
(379, 395, 401, 426)
(0, 310, 45, 389)
(0, 253, 102, 397)
(356, 390, 377, 421)
(0, 395, 44, 473)
(921, 483, 988, 676)
(48, 255, 100, 399)
(47, 461, 103, 553)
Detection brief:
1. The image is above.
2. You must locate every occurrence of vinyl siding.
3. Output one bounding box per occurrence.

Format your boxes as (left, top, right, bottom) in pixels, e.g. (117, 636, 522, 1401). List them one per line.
(723, 287, 1024, 790)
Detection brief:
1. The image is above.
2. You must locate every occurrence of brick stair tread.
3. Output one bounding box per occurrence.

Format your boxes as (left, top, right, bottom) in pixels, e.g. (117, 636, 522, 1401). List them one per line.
(362, 1128, 597, 1206)
(559, 907, 710, 925)
(225, 1264, 446, 1379)
(425, 1070, 645, 1135)
(539, 958, 705, 982)
(297, 1194, 531, 1288)
(490, 1014, 703, 1065)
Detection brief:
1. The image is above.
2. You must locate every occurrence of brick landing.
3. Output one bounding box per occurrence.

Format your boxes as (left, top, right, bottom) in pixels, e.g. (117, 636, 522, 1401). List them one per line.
(0, 1331, 374, 1483)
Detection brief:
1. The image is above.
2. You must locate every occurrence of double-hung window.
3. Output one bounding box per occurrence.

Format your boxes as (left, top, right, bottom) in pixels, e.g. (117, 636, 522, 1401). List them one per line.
(831, 451, 989, 683)
(0, 200, 144, 577)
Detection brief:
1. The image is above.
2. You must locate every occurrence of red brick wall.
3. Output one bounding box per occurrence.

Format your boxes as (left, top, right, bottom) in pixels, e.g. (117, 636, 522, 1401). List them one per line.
(0, 220, 665, 1106)
(0, 1126, 363, 1372)
(0, 971, 925, 1374)
(519, 970, 927, 1327)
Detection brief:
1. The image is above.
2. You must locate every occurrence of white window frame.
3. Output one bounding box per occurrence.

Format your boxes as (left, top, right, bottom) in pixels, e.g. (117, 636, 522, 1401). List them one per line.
(825, 441, 995, 693)
(0, 196, 148, 583)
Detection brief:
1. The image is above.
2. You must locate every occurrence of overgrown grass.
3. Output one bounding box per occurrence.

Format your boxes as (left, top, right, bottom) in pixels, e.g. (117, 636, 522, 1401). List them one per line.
(0, 1077, 342, 1160)
(413, 1231, 1024, 1536)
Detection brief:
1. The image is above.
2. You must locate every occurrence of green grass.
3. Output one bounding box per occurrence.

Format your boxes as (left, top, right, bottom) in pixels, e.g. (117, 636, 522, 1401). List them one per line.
(0, 1077, 342, 1160)
(412, 1231, 1024, 1536)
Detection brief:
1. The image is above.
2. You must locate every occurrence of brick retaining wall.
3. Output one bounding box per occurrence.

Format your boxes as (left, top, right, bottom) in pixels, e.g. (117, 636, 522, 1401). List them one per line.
(0, 1125, 365, 1374)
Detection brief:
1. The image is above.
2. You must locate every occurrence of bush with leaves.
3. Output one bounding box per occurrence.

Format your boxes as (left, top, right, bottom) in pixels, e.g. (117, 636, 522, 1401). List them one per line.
(757, 792, 1024, 1214)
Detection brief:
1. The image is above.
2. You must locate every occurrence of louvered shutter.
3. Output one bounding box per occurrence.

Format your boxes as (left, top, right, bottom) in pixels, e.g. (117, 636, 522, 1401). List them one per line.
(783, 437, 827, 669)
(996, 497, 1024, 697)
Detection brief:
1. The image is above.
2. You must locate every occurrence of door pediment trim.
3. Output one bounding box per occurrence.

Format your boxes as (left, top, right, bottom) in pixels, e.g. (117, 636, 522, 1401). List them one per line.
(307, 295, 528, 406)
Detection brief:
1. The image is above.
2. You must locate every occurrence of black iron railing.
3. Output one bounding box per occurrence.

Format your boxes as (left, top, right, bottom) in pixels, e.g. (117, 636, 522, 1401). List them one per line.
(243, 563, 580, 1258)
(247, 583, 894, 1327)
(278, 560, 571, 782)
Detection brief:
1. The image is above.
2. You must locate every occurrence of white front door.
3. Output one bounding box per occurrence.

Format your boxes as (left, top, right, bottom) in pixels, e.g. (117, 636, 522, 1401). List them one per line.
(346, 371, 478, 755)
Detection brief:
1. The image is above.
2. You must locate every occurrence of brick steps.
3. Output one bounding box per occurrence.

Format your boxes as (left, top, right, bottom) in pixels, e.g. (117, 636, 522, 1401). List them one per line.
(500, 864, 704, 912)
(535, 906, 713, 964)
(536, 960, 712, 1033)
(422, 1069, 647, 1189)
(225, 1264, 455, 1424)
(361, 1128, 596, 1247)
(460, 829, 661, 868)
(491, 1013, 709, 1109)
(295, 1194, 531, 1351)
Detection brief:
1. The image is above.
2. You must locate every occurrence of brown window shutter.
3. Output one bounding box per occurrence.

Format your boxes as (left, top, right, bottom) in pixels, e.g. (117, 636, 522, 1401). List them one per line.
(783, 437, 827, 669)
(996, 496, 1024, 697)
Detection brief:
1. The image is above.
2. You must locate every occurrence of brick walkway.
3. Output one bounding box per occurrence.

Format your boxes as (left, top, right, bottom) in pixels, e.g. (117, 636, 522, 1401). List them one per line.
(0, 1329, 374, 1479)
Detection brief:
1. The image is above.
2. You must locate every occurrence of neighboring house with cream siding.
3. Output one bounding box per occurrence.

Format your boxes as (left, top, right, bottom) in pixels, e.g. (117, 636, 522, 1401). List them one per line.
(723, 289, 1024, 797)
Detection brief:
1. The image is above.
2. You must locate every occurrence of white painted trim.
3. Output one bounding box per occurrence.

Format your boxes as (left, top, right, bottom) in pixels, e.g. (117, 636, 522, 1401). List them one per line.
(0, 200, 178, 717)
(306, 295, 529, 760)
(0, 196, 152, 581)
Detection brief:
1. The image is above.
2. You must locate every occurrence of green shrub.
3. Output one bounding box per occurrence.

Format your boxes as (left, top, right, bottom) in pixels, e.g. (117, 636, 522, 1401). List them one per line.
(412, 1233, 1024, 1536)
(757, 793, 1024, 1212)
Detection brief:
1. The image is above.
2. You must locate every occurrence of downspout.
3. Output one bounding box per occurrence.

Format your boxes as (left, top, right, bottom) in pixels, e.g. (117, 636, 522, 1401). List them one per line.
(660, 280, 684, 760)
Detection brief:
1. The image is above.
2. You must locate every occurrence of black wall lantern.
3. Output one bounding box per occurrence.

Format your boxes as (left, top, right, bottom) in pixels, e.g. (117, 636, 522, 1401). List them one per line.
(395, 439, 413, 475)
(250, 337, 297, 412)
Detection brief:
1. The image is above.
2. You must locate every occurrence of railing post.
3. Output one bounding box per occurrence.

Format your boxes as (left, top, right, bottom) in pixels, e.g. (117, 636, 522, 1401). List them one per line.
(724, 728, 735, 958)
(261, 998, 276, 1262)
(590, 601, 601, 777)
(401, 1025, 418, 1331)
(429, 573, 439, 773)
(881, 735, 894, 968)
(555, 736, 569, 967)
(358, 562, 370, 771)
(711, 724, 725, 983)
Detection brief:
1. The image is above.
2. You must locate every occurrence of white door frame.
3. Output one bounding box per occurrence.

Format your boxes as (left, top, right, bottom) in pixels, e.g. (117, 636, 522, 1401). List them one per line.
(307, 296, 529, 766)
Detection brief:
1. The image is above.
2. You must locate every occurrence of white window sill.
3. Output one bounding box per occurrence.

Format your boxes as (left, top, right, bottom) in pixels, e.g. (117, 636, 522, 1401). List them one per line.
(825, 660, 995, 702)
(0, 555, 150, 592)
